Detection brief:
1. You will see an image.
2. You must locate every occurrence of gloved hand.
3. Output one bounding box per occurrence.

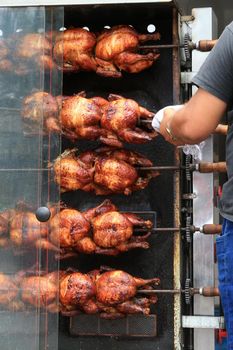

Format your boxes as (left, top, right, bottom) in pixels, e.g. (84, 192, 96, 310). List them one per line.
(152, 105, 205, 161)
(152, 105, 184, 133)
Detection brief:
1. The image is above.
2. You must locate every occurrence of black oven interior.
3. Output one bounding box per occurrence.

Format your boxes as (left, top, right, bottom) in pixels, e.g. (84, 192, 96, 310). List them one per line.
(59, 3, 179, 350)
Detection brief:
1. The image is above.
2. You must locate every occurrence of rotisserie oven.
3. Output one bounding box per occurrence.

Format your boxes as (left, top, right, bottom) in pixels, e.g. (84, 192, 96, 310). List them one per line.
(0, 1, 222, 350)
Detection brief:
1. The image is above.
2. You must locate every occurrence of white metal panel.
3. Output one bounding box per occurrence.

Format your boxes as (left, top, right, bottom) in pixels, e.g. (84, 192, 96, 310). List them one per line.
(0, 0, 172, 6)
(182, 316, 225, 329)
(191, 7, 217, 350)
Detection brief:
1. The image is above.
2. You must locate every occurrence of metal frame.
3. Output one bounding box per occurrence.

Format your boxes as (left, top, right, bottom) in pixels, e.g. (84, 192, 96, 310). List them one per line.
(0, 0, 172, 6)
(191, 7, 218, 350)
(172, 7, 182, 350)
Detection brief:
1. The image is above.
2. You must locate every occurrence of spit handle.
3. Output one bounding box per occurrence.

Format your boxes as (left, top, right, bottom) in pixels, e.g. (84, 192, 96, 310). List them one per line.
(198, 161, 227, 173)
(200, 287, 220, 297)
(197, 39, 218, 52)
(201, 224, 222, 235)
(214, 124, 228, 135)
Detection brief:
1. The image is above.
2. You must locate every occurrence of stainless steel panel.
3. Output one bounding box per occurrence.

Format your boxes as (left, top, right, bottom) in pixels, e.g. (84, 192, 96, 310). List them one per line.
(182, 316, 225, 329)
(190, 8, 217, 350)
(0, 0, 172, 6)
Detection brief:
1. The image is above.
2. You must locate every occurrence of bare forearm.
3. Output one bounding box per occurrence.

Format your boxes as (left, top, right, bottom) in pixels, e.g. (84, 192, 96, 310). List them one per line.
(170, 104, 219, 144)
(160, 88, 227, 145)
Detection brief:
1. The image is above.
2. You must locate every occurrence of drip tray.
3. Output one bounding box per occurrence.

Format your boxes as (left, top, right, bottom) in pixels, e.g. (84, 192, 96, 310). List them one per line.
(69, 314, 157, 338)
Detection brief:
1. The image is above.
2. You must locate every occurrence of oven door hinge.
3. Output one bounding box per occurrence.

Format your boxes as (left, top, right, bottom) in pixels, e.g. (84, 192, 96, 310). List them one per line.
(182, 315, 225, 329)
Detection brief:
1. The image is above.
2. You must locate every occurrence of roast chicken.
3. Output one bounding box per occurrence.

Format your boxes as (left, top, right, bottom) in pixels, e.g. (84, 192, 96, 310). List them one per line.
(21, 91, 156, 146)
(50, 199, 152, 257)
(95, 25, 160, 77)
(0, 269, 159, 318)
(0, 25, 160, 77)
(53, 28, 97, 72)
(100, 93, 157, 146)
(0, 200, 153, 257)
(53, 147, 159, 195)
(60, 268, 159, 318)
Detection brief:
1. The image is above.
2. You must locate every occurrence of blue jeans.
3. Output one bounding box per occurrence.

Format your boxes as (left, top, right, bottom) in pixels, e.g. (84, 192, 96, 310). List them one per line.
(216, 218, 233, 349)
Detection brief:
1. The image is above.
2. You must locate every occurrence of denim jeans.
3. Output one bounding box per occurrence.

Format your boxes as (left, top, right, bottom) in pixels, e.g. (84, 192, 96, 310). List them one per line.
(216, 218, 233, 349)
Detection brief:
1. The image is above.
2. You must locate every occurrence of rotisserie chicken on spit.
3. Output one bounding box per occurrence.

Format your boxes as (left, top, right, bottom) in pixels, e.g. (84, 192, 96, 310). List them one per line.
(53, 147, 159, 195)
(0, 25, 160, 77)
(21, 91, 157, 146)
(95, 25, 160, 77)
(50, 199, 152, 258)
(0, 268, 160, 319)
(53, 25, 160, 77)
(0, 200, 153, 257)
(53, 28, 97, 72)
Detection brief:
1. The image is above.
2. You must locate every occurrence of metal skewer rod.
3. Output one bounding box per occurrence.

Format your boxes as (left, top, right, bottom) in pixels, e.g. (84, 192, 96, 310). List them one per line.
(151, 227, 180, 232)
(138, 287, 219, 297)
(138, 289, 183, 294)
(138, 166, 181, 171)
(139, 39, 218, 52)
(134, 224, 222, 234)
(137, 162, 227, 173)
(140, 44, 181, 50)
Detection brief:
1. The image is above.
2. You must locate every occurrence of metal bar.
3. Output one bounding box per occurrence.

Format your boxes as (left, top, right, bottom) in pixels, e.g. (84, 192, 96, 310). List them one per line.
(172, 6, 182, 350)
(140, 119, 153, 123)
(191, 8, 217, 350)
(182, 316, 225, 330)
(138, 166, 180, 171)
(138, 289, 182, 294)
(1, 0, 173, 6)
(140, 44, 182, 50)
(152, 227, 180, 232)
(134, 227, 179, 232)
(0, 169, 51, 171)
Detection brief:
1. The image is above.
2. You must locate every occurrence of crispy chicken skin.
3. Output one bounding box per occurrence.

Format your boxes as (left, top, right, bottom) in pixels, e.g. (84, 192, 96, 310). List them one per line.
(53, 28, 97, 72)
(49, 200, 152, 257)
(95, 25, 160, 77)
(0, 269, 159, 318)
(100, 93, 157, 146)
(0, 200, 152, 257)
(60, 269, 159, 318)
(0, 26, 160, 76)
(22, 91, 156, 146)
(53, 147, 159, 195)
(61, 93, 107, 142)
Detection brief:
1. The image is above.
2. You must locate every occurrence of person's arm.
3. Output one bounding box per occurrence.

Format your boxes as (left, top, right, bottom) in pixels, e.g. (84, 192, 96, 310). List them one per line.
(156, 22, 233, 146)
(159, 87, 227, 145)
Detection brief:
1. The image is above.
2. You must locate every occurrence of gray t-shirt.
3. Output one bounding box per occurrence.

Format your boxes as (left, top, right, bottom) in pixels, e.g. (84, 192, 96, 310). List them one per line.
(192, 22, 233, 221)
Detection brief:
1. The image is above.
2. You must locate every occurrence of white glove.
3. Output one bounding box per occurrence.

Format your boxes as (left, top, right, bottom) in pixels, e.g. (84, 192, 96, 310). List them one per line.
(152, 104, 205, 161)
(152, 105, 184, 132)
